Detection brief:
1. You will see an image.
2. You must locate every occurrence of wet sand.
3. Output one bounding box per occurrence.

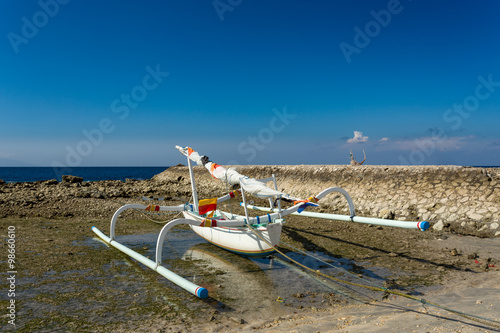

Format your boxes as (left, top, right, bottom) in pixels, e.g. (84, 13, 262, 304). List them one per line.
(1, 204, 499, 332)
(112, 222, 500, 333)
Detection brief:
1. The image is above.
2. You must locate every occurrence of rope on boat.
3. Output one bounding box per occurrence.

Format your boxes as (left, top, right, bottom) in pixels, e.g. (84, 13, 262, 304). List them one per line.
(279, 239, 384, 291)
(223, 171, 235, 217)
(247, 224, 500, 330)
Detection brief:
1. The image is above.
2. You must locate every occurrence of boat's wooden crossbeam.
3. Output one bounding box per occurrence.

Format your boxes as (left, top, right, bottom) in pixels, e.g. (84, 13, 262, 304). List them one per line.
(109, 204, 186, 240)
(154, 217, 245, 266)
(315, 187, 356, 217)
(93, 203, 253, 299)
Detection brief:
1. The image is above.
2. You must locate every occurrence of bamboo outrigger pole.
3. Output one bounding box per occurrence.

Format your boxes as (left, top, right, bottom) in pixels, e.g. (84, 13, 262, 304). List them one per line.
(92, 202, 210, 299)
(242, 204, 429, 231)
(92, 225, 208, 298)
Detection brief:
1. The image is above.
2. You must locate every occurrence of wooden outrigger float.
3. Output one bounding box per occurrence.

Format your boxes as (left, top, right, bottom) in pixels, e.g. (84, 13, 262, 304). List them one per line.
(92, 145, 429, 299)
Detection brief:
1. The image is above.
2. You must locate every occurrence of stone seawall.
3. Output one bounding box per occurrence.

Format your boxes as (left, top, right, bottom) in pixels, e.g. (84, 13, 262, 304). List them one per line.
(154, 165, 500, 237)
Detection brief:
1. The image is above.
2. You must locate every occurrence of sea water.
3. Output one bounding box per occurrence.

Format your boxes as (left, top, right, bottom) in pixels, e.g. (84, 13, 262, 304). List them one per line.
(0, 166, 169, 183)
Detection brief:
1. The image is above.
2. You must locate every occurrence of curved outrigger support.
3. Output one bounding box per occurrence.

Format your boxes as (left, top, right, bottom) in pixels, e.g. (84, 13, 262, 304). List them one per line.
(92, 203, 251, 299)
(314, 187, 356, 217)
(243, 186, 430, 231)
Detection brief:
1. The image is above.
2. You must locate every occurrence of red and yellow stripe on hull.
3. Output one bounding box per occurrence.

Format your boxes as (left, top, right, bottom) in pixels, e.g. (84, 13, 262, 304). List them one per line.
(196, 235, 277, 257)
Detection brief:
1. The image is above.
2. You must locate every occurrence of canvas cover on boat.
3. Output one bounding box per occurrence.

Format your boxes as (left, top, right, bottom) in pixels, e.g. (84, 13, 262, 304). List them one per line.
(182, 147, 287, 199)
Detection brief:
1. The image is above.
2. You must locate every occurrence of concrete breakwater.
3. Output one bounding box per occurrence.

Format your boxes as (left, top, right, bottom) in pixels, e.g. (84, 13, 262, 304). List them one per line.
(154, 165, 500, 237)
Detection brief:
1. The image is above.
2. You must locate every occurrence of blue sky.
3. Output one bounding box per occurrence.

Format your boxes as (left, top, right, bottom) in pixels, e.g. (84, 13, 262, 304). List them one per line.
(1, 0, 499, 167)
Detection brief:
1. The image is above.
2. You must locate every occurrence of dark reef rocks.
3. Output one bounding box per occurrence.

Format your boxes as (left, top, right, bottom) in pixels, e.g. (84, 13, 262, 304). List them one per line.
(1, 165, 499, 236)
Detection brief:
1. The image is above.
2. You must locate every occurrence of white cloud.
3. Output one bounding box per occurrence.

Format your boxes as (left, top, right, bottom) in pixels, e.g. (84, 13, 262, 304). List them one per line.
(375, 135, 474, 152)
(379, 137, 390, 143)
(347, 131, 369, 144)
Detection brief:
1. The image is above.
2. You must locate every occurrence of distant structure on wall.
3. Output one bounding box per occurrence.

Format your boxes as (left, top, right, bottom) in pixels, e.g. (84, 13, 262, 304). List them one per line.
(350, 149, 366, 166)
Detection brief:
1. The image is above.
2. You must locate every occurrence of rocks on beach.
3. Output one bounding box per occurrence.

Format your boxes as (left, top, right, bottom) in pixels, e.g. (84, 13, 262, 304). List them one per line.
(0, 165, 499, 236)
(62, 175, 84, 183)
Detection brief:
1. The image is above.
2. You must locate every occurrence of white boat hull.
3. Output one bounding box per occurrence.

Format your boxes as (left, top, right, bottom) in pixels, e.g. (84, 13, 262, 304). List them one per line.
(182, 211, 282, 257)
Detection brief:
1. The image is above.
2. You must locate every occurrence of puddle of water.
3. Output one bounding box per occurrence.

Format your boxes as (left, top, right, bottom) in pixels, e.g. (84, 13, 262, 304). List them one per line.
(6, 229, 395, 331)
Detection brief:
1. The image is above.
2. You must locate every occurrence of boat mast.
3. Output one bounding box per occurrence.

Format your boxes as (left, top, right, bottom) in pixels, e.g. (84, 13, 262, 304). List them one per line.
(186, 151, 199, 212)
(240, 181, 251, 225)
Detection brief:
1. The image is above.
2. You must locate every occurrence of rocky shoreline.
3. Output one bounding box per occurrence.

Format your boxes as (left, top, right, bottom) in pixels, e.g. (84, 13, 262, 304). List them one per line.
(2, 164, 498, 237)
(0, 175, 189, 220)
(2, 165, 500, 332)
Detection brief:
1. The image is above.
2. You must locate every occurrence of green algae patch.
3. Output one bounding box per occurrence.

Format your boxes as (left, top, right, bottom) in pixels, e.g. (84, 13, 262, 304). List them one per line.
(0, 217, 220, 332)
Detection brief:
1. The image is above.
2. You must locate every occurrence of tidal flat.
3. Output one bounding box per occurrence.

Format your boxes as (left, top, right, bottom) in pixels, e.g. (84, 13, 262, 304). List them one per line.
(1, 203, 498, 332)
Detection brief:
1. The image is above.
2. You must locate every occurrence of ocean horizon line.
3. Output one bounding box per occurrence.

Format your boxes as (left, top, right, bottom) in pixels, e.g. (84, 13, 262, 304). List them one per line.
(0, 166, 171, 183)
(1, 165, 498, 184)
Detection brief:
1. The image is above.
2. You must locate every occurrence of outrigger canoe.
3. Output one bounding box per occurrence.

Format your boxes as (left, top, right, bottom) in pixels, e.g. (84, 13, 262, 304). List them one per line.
(92, 145, 429, 299)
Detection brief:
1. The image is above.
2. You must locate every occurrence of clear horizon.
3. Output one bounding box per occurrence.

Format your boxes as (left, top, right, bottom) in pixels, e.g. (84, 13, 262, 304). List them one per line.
(2, 1, 500, 167)
(1, 164, 500, 168)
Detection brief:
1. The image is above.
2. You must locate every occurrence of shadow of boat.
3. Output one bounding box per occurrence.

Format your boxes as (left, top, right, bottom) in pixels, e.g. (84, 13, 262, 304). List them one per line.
(182, 243, 274, 299)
